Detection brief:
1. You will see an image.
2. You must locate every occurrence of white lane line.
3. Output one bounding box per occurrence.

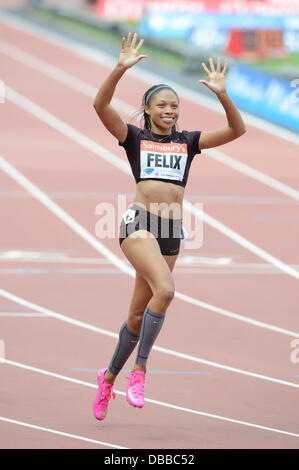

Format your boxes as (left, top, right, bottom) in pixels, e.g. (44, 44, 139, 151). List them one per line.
(1, 250, 299, 274)
(5, 266, 299, 275)
(1, 38, 298, 202)
(0, 189, 296, 205)
(4, 87, 299, 281)
(0, 416, 128, 449)
(204, 148, 299, 202)
(183, 199, 299, 280)
(0, 287, 118, 338)
(0, 12, 299, 146)
(1, 290, 299, 388)
(4, 358, 299, 439)
(0, 250, 113, 264)
(0, 268, 120, 274)
(0, 152, 133, 279)
(1, 153, 299, 336)
(5, 86, 130, 173)
(0, 39, 135, 117)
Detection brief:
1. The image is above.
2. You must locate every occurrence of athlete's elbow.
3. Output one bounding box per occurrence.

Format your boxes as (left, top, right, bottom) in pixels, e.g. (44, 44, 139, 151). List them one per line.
(93, 100, 103, 115)
(238, 119, 246, 136)
(234, 126, 246, 138)
(93, 96, 107, 115)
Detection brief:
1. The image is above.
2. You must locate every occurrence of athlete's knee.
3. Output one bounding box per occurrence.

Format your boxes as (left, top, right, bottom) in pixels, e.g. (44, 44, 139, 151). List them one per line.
(155, 282, 175, 306)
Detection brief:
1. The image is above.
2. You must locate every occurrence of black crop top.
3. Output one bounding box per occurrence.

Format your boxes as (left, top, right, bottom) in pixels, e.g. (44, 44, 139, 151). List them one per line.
(119, 124, 201, 188)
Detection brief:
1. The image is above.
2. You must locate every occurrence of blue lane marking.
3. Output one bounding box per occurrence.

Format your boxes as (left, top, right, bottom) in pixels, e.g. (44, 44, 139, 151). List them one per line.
(1, 268, 122, 274)
(252, 215, 299, 222)
(69, 368, 212, 375)
(0, 305, 28, 310)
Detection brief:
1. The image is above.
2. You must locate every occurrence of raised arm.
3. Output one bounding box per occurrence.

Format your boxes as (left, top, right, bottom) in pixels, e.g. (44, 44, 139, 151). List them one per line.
(198, 58, 246, 150)
(93, 33, 147, 143)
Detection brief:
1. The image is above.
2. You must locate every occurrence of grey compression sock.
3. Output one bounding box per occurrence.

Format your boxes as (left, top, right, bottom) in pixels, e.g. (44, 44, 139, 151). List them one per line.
(108, 321, 140, 375)
(136, 307, 165, 367)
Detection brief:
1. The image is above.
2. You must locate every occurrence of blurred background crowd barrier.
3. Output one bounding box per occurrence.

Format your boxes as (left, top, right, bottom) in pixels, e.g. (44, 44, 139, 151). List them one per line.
(13, 0, 299, 131)
(95, 0, 299, 55)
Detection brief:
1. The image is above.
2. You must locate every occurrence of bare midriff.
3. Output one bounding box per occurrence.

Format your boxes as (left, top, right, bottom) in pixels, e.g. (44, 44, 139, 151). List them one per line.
(134, 180, 184, 219)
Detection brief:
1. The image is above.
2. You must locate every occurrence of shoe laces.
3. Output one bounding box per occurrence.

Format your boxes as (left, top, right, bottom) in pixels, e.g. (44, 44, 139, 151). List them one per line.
(129, 372, 144, 393)
(101, 382, 115, 404)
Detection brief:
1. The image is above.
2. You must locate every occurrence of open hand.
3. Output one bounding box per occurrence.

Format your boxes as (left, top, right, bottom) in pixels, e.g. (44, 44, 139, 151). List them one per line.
(118, 32, 148, 70)
(199, 58, 228, 96)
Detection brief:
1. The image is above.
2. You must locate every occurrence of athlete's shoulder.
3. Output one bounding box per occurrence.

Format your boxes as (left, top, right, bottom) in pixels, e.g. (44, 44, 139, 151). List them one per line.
(119, 123, 143, 146)
(179, 129, 201, 139)
(178, 130, 202, 154)
(127, 123, 144, 133)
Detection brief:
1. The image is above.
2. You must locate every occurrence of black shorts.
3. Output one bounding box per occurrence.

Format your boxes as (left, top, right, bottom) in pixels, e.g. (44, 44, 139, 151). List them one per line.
(119, 203, 182, 256)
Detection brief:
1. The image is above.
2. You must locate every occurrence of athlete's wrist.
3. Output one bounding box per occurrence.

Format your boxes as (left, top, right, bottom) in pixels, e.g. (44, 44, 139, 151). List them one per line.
(216, 91, 228, 99)
(114, 63, 128, 76)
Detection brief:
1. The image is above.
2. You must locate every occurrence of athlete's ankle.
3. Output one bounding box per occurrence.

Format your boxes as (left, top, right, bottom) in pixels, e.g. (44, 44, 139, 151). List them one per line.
(104, 369, 116, 385)
(132, 364, 146, 374)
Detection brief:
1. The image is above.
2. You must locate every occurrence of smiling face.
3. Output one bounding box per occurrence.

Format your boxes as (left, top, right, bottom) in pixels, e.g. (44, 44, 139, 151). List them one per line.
(145, 88, 179, 135)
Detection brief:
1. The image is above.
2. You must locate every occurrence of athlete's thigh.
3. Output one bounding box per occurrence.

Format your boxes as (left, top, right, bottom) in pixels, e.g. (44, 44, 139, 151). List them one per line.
(120, 230, 174, 293)
(163, 254, 179, 273)
(128, 252, 179, 311)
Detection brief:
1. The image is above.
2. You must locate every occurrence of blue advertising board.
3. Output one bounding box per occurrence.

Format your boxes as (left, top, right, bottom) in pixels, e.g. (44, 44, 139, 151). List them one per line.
(225, 64, 299, 132)
(139, 12, 299, 39)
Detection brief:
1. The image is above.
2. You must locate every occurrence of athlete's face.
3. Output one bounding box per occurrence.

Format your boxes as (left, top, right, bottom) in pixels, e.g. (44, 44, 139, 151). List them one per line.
(145, 89, 179, 135)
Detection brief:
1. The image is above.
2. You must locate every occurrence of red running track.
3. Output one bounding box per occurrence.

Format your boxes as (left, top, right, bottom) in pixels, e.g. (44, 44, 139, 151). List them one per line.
(0, 7, 299, 449)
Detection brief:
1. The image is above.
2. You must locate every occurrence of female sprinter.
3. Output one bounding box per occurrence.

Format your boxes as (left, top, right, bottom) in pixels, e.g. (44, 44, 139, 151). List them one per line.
(92, 33, 246, 421)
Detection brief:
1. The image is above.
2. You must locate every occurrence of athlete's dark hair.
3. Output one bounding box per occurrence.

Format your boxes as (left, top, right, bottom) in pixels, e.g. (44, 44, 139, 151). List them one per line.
(131, 84, 179, 131)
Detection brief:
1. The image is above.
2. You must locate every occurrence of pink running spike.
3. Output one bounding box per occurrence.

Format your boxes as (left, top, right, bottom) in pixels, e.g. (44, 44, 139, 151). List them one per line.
(126, 371, 145, 408)
(93, 368, 115, 421)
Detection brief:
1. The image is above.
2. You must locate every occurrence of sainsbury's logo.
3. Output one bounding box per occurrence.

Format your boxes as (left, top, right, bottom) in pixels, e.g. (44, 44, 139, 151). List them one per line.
(141, 140, 187, 154)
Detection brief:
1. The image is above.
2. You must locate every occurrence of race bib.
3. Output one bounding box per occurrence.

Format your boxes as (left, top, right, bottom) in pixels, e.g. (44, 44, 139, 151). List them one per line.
(140, 140, 187, 181)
